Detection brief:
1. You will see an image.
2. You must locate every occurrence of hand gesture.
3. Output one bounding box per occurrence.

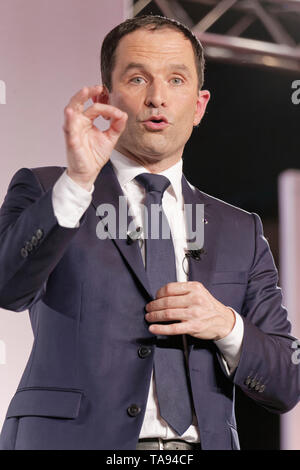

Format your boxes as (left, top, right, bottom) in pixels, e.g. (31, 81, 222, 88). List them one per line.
(63, 85, 127, 190)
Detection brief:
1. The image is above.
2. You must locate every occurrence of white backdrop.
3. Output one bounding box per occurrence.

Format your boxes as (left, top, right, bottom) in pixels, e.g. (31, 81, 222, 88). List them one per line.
(279, 170, 300, 450)
(0, 0, 130, 430)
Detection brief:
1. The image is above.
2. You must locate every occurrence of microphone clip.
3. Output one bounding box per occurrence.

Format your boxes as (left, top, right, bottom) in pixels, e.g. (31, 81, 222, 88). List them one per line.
(185, 245, 205, 261)
(127, 226, 143, 245)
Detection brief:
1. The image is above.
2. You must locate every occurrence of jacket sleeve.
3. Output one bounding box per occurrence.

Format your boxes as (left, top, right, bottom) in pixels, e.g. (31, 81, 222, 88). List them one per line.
(0, 168, 87, 312)
(231, 212, 300, 413)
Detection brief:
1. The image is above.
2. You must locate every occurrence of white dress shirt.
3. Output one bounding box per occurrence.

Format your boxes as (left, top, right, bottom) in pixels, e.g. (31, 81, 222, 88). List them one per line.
(51, 149, 244, 442)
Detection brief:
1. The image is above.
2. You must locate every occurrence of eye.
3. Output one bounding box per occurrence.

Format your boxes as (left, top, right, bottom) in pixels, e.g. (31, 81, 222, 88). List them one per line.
(130, 77, 146, 85)
(171, 77, 184, 85)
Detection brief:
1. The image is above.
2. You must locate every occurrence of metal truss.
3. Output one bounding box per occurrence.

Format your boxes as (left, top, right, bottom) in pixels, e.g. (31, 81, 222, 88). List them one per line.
(133, 0, 300, 72)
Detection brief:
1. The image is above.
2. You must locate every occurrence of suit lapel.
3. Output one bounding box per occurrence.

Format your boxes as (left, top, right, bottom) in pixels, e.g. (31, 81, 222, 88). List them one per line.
(91, 160, 153, 300)
(182, 176, 222, 354)
(182, 175, 221, 289)
(91, 162, 221, 302)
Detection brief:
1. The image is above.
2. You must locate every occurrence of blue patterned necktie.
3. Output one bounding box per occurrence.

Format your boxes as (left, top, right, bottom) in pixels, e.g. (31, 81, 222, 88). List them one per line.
(135, 173, 193, 436)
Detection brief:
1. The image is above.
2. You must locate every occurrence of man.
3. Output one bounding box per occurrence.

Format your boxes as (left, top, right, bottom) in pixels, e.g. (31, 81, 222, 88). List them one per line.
(0, 15, 299, 451)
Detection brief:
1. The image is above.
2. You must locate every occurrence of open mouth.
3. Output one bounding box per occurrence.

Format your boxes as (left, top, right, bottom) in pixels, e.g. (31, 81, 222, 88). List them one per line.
(142, 116, 169, 130)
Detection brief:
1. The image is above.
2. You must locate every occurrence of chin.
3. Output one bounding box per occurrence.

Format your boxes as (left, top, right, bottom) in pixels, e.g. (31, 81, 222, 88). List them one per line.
(140, 149, 167, 159)
(139, 138, 169, 156)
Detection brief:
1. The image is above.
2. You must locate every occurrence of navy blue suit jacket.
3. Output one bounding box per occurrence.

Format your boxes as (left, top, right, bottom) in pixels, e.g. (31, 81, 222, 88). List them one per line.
(0, 161, 299, 450)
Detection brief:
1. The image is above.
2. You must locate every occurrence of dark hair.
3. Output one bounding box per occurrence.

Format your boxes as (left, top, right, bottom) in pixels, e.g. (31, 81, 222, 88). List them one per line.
(100, 15, 205, 92)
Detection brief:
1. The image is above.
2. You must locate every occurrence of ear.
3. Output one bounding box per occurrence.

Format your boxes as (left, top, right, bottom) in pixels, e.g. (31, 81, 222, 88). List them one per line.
(193, 89, 210, 127)
(92, 85, 110, 105)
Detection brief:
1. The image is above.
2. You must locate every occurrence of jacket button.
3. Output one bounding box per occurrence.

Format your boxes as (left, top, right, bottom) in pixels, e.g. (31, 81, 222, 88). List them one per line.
(21, 247, 28, 258)
(36, 229, 43, 240)
(250, 379, 257, 389)
(138, 346, 152, 359)
(254, 382, 261, 391)
(31, 235, 38, 246)
(25, 241, 33, 252)
(127, 404, 141, 417)
(244, 376, 251, 386)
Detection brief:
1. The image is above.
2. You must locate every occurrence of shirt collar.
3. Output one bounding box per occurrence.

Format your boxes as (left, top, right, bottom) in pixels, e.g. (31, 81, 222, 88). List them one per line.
(110, 149, 183, 201)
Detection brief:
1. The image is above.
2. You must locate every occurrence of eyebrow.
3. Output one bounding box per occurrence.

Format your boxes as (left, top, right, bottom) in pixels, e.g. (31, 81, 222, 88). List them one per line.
(122, 62, 192, 77)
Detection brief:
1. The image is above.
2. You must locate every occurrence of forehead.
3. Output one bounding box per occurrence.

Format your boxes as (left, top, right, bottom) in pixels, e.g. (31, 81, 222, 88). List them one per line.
(113, 27, 196, 71)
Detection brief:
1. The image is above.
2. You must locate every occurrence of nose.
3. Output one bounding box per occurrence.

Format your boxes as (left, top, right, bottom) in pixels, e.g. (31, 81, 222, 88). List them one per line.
(144, 79, 167, 108)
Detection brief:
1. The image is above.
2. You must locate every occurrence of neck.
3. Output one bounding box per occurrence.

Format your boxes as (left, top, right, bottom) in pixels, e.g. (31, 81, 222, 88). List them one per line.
(115, 145, 183, 173)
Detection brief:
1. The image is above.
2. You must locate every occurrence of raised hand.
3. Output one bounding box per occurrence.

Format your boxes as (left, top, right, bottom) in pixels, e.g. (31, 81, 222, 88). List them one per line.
(63, 85, 128, 190)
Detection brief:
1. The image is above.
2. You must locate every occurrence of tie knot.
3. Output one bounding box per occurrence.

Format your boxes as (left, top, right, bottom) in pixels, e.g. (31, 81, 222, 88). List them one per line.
(135, 173, 171, 196)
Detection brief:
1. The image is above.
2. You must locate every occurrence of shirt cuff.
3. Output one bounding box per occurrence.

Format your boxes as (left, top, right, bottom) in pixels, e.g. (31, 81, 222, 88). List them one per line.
(52, 170, 94, 228)
(214, 308, 244, 375)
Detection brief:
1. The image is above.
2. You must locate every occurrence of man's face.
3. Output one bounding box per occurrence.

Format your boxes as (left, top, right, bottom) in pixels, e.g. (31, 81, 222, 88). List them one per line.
(107, 27, 210, 167)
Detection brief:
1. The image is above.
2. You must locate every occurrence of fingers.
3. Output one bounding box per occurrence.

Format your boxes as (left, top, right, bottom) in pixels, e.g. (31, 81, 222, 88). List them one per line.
(146, 294, 188, 313)
(63, 86, 128, 146)
(145, 308, 188, 324)
(63, 101, 127, 145)
(145, 281, 229, 339)
(83, 103, 125, 122)
(145, 294, 190, 328)
(145, 289, 190, 324)
(67, 85, 105, 112)
(63, 107, 78, 139)
(149, 322, 187, 336)
(155, 281, 202, 299)
(104, 110, 128, 142)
